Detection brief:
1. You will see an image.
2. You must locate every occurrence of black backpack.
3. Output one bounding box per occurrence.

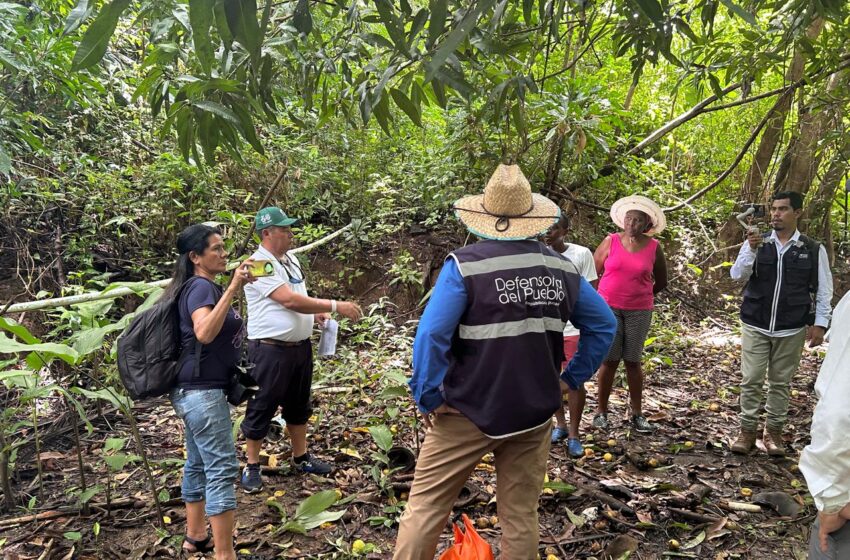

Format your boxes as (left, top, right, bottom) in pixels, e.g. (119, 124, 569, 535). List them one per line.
(117, 277, 202, 400)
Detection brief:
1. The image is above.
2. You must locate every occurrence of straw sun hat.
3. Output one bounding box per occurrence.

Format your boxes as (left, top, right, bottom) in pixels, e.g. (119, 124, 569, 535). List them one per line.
(453, 164, 560, 240)
(610, 195, 666, 236)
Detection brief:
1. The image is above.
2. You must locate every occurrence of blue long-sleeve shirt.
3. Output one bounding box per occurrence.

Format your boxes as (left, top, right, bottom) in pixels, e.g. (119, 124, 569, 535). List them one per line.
(410, 258, 616, 413)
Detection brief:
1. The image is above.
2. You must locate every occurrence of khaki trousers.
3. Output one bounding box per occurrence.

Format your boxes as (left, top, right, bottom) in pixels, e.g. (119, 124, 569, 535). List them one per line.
(739, 324, 806, 431)
(393, 414, 551, 560)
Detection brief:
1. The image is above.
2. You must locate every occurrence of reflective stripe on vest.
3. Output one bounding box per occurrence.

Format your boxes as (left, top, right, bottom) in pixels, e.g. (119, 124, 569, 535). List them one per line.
(458, 316, 567, 340)
(455, 253, 578, 277)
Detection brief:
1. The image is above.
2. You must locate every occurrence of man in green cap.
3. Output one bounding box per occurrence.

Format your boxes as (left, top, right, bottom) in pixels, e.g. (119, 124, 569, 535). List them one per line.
(240, 207, 362, 492)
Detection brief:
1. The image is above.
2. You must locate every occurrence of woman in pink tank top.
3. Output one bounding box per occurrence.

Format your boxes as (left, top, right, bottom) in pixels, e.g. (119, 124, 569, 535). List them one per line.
(592, 196, 668, 434)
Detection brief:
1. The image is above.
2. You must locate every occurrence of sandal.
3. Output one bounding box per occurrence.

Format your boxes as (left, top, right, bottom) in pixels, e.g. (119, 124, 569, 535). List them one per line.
(182, 534, 214, 554)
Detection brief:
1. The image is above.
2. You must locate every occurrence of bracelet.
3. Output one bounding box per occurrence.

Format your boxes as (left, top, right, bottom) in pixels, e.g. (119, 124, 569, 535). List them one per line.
(330, 300, 337, 313)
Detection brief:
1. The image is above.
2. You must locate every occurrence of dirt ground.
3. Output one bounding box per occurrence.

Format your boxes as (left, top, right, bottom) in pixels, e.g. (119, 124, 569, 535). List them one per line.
(0, 315, 826, 559)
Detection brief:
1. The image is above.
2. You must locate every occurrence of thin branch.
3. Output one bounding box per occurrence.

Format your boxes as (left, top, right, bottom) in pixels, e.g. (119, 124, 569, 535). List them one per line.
(662, 87, 796, 212)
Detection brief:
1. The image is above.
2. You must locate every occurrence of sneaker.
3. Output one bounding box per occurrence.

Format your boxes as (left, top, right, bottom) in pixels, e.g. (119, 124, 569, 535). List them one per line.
(551, 426, 568, 443)
(241, 464, 263, 494)
(631, 414, 655, 434)
(592, 412, 609, 430)
(566, 437, 584, 458)
(294, 453, 332, 475)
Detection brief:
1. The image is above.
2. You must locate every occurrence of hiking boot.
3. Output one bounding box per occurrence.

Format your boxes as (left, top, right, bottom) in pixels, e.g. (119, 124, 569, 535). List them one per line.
(730, 429, 757, 454)
(631, 414, 655, 434)
(241, 463, 263, 494)
(551, 426, 569, 443)
(592, 412, 610, 430)
(294, 453, 332, 475)
(566, 437, 584, 458)
(763, 427, 786, 457)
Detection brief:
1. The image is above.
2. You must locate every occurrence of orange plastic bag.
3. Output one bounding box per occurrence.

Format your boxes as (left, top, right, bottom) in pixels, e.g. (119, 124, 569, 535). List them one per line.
(438, 513, 495, 560)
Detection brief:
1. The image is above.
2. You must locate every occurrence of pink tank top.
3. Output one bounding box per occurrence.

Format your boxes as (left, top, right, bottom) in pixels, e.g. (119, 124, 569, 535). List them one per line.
(597, 233, 658, 310)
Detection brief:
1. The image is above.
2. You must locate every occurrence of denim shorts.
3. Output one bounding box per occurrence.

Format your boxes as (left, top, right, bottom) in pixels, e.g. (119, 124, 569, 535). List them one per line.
(170, 388, 239, 517)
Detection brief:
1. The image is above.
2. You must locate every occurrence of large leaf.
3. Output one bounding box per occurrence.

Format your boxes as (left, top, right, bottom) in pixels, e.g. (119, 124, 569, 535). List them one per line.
(301, 509, 347, 530)
(718, 0, 759, 27)
(294, 490, 339, 519)
(64, 0, 93, 35)
(369, 425, 393, 452)
(0, 317, 39, 344)
(224, 0, 261, 62)
(189, 0, 216, 74)
(0, 333, 79, 365)
(0, 143, 8, 175)
(424, 0, 495, 83)
(390, 88, 421, 126)
(427, 0, 447, 46)
(374, 0, 407, 52)
(71, 0, 131, 71)
(71, 387, 133, 411)
(69, 319, 128, 357)
(193, 100, 242, 125)
(213, 0, 233, 49)
(292, 0, 312, 35)
(633, 0, 664, 23)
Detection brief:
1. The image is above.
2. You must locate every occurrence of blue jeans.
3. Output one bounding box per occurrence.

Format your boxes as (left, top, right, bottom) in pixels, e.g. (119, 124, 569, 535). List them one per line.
(170, 388, 239, 517)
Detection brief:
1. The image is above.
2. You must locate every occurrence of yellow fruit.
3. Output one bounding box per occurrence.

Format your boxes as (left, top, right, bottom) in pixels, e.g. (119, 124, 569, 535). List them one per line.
(476, 517, 490, 529)
(334, 489, 343, 500)
(585, 434, 594, 443)
(544, 547, 557, 556)
(546, 555, 559, 560)
(740, 487, 753, 497)
(603, 453, 614, 462)
(584, 448, 595, 457)
(791, 389, 800, 397)
(647, 458, 659, 468)
(709, 403, 720, 412)
(352, 539, 366, 554)
(791, 479, 802, 488)
(607, 439, 617, 447)
(490, 515, 498, 526)
(683, 441, 694, 449)
(669, 539, 680, 550)
(688, 376, 699, 383)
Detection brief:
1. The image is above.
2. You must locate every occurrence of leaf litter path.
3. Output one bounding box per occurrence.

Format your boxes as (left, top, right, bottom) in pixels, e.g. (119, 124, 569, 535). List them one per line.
(0, 326, 824, 559)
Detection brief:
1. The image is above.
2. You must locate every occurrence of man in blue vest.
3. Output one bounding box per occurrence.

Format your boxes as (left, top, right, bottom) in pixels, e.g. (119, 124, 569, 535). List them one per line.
(393, 164, 616, 560)
(729, 191, 832, 457)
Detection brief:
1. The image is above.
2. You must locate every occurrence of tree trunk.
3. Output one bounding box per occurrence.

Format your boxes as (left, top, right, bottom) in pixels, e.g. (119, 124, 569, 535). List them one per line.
(803, 139, 850, 260)
(717, 17, 825, 247)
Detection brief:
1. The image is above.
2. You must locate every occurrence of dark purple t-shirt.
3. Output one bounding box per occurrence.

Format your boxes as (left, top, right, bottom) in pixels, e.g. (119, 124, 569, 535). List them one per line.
(177, 277, 244, 389)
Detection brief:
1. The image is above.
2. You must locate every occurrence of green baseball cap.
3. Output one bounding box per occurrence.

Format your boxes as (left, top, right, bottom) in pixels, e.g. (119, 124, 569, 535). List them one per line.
(255, 207, 298, 230)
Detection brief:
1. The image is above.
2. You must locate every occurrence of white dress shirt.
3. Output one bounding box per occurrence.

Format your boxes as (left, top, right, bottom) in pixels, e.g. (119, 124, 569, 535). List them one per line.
(561, 244, 598, 337)
(800, 291, 850, 512)
(244, 246, 313, 342)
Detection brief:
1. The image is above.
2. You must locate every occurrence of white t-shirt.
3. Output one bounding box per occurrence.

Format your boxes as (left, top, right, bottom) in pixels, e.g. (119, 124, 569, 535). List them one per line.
(244, 246, 313, 342)
(561, 244, 598, 337)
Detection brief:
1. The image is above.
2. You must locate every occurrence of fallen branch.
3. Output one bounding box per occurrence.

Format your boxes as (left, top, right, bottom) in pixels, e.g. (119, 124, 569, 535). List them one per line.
(667, 507, 722, 524)
(720, 501, 762, 513)
(577, 484, 635, 516)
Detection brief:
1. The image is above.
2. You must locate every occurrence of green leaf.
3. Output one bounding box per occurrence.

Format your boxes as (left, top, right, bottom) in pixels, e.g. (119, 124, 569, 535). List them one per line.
(681, 530, 706, 550)
(71, 0, 131, 71)
(372, 92, 392, 135)
(543, 481, 576, 494)
(71, 387, 132, 411)
(224, 0, 261, 62)
(294, 490, 338, 519)
(189, 0, 216, 74)
(522, 0, 533, 24)
(70, 321, 127, 357)
(0, 334, 79, 365)
(0, 317, 39, 344)
(369, 425, 393, 452)
(0, 143, 8, 175)
(104, 437, 127, 452)
(64, 0, 92, 34)
(300, 508, 346, 530)
(633, 0, 664, 22)
(374, 0, 407, 52)
(63, 532, 82, 542)
(427, 0, 446, 46)
(193, 100, 241, 125)
(718, 0, 758, 26)
(214, 0, 233, 49)
(292, 0, 312, 35)
(380, 384, 410, 399)
(424, 0, 495, 83)
(281, 520, 307, 534)
(79, 485, 103, 504)
(430, 79, 447, 108)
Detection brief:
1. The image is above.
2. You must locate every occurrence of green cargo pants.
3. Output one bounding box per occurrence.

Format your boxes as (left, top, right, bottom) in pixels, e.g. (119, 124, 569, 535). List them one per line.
(739, 324, 807, 432)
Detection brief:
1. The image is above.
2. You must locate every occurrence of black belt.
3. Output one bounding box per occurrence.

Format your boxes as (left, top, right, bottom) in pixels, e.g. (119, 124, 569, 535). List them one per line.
(255, 338, 308, 348)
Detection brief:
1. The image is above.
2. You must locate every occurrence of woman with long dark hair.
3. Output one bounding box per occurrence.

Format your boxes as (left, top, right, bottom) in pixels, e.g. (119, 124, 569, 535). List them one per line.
(166, 224, 254, 560)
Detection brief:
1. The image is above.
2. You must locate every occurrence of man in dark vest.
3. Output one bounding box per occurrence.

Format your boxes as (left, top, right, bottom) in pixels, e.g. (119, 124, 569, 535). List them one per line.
(393, 164, 616, 560)
(730, 191, 833, 457)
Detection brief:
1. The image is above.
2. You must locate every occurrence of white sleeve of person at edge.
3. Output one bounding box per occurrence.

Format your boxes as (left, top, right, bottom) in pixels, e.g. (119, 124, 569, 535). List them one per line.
(799, 291, 850, 513)
(318, 318, 339, 357)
